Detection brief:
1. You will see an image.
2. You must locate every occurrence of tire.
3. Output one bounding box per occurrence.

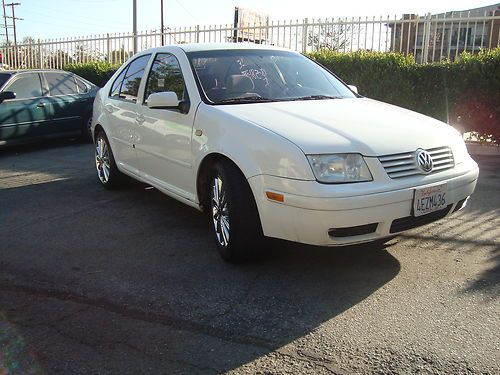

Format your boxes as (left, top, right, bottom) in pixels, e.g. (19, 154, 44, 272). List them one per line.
(80, 112, 93, 143)
(209, 159, 263, 262)
(94, 130, 124, 190)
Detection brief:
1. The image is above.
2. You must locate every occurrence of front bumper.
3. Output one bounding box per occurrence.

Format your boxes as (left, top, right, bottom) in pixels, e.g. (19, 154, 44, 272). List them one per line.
(248, 158, 479, 246)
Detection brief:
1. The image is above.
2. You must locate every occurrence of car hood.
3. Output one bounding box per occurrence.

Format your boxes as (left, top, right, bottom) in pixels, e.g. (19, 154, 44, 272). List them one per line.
(215, 98, 459, 156)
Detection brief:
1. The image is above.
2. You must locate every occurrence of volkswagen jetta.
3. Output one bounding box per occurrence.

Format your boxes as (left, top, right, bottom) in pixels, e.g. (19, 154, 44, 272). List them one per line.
(91, 44, 479, 261)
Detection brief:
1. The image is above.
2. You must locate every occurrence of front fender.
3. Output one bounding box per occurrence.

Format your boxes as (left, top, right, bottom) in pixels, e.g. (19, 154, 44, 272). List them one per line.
(192, 104, 315, 180)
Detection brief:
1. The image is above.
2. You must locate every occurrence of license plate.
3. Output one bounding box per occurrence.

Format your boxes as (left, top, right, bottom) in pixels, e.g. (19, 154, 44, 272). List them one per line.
(413, 184, 448, 217)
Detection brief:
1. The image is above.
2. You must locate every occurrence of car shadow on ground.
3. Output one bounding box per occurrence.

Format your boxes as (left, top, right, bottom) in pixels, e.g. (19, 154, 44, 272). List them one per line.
(0, 140, 401, 372)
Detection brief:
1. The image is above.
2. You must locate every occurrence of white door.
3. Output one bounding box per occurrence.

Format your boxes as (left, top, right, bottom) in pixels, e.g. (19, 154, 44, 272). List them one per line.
(105, 54, 151, 174)
(135, 53, 196, 201)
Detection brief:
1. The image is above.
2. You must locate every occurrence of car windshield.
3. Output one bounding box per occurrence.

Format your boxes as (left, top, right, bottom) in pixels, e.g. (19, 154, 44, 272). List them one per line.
(0, 73, 12, 88)
(187, 49, 356, 104)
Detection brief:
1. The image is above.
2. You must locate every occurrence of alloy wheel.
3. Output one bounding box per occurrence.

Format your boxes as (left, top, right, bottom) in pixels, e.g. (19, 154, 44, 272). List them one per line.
(211, 176, 230, 247)
(95, 137, 111, 184)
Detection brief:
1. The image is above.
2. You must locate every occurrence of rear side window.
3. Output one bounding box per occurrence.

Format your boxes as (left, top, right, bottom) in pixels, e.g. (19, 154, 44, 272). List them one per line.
(45, 72, 78, 95)
(144, 53, 186, 102)
(5, 73, 43, 99)
(75, 77, 89, 93)
(112, 54, 151, 102)
(110, 68, 127, 98)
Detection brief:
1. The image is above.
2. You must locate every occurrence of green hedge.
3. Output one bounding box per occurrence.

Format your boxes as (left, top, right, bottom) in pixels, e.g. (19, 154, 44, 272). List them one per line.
(65, 49, 499, 142)
(309, 48, 500, 143)
(65, 61, 121, 88)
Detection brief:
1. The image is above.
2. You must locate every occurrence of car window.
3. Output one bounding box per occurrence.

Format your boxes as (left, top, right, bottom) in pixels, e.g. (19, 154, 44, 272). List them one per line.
(45, 72, 78, 95)
(187, 49, 355, 104)
(75, 77, 89, 93)
(110, 67, 127, 99)
(0, 72, 12, 88)
(144, 53, 186, 102)
(119, 54, 151, 102)
(4, 73, 43, 99)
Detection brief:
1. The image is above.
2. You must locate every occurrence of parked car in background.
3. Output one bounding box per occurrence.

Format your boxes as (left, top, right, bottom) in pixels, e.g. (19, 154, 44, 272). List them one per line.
(91, 44, 479, 262)
(0, 69, 97, 147)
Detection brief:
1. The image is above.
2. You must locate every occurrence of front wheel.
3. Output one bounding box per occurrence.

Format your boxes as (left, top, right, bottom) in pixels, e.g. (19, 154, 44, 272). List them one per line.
(210, 160, 263, 262)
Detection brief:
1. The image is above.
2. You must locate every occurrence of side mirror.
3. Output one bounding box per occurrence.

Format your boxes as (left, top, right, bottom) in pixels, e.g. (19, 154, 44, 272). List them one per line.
(347, 85, 358, 94)
(147, 91, 180, 109)
(147, 91, 190, 114)
(0, 91, 16, 103)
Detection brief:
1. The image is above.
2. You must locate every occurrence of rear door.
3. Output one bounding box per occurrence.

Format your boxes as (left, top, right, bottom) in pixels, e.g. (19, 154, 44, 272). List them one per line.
(104, 54, 151, 174)
(43, 71, 91, 134)
(0, 72, 49, 143)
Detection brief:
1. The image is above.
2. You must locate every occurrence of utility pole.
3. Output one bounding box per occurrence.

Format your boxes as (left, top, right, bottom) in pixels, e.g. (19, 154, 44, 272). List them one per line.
(2, 0, 9, 44)
(132, 0, 137, 53)
(160, 0, 164, 46)
(6, 2, 21, 46)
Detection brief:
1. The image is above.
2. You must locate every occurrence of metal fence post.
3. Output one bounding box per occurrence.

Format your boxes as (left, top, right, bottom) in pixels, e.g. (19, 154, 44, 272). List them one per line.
(37, 39, 43, 69)
(196, 25, 200, 43)
(107, 33, 111, 62)
(422, 13, 432, 63)
(302, 18, 308, 53)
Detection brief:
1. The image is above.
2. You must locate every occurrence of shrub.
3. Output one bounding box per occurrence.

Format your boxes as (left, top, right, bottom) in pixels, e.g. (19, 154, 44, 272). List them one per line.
(65, 61, 120, 87)
(308, 48, 500, 143)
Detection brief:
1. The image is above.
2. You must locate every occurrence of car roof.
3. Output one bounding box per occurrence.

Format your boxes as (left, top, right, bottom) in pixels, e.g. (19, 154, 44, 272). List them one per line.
(138, 43, 296, 55)
(177, 43, 293, 53)
(0, 69, 73, 74)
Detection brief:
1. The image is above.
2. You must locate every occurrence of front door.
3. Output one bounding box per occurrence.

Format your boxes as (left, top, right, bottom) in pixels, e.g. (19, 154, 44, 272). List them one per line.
(0, 73, 50, 143)
(135, 53, 195, 201)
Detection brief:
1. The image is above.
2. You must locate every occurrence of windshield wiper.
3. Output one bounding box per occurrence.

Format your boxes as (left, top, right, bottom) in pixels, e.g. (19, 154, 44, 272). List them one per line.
(290, 95, 342, 101)
(216, 96, 278, 104)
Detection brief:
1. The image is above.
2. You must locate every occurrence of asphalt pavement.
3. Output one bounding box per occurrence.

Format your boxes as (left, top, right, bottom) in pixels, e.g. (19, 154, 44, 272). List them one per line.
(0, 139, 498, 374)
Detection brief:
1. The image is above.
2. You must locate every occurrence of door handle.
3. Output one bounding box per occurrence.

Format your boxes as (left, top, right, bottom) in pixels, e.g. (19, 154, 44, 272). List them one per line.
(36, 103, 45, 108)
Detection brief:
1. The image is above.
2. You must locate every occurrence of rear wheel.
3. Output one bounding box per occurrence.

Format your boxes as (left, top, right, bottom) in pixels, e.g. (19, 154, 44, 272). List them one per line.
(95, 130, 124, 189)
(209, 160, 263, 262)
(81, 113, 93, 142)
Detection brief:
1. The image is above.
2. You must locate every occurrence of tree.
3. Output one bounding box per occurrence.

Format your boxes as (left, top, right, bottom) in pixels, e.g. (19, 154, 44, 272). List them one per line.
(107, 47, 132, 64)
(307, 22, 356, 51)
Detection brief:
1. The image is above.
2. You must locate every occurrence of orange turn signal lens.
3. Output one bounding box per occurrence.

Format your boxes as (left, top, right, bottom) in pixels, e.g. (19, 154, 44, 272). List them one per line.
(265, 191, 284, 202)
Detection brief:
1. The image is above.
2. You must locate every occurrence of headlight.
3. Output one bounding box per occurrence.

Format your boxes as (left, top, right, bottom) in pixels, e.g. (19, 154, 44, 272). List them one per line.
(451, 135, 468, 164)
(307, 153, 373, 183)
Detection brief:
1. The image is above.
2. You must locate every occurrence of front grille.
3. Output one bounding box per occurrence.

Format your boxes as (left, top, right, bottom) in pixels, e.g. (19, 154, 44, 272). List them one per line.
(379, 146, 454, 179)
(328, 223, 378, 238)
(389, 205, 452, 233)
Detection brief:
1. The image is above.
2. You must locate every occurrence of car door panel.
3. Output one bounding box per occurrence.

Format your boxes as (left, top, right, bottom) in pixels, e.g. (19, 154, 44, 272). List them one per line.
(107, 101, 142, 173)
(137, 108, 195, 199)
(105, 54, 151, 173)
(43, 72, 88, 134)
(0, 73, 50, 143)
(135, 53, 195, 199)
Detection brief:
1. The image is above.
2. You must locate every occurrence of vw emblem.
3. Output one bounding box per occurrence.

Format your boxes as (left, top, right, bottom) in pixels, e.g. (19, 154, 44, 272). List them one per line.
(416, 149, 433, 173)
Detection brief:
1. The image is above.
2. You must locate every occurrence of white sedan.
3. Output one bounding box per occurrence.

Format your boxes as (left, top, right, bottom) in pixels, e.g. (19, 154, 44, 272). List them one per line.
(91, 43, 479, 261)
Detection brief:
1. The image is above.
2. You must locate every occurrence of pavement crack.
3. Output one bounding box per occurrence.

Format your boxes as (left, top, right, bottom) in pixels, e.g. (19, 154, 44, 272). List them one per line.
(0, 282, 275, 351)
